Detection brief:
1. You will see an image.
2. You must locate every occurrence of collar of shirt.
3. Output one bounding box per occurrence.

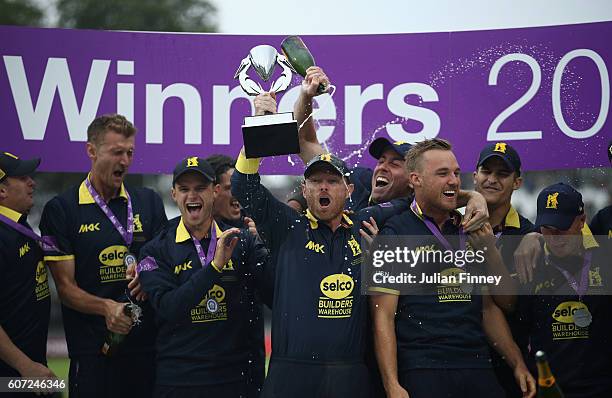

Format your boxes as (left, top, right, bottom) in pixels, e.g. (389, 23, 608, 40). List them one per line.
(410, 199, 463, 232)
(78, 174, 128, 205)
(175, 217, 223, 243)
(0, 204, 23, 223)
(492, 205, 521, 235)
(305, 208, 354, 230)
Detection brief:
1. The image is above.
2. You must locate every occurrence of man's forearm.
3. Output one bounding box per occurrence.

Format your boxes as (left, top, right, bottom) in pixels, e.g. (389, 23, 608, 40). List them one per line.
(483, 296, 523, 369)
(55, 281, 113, 317)
(294, 93, 324, 163)
(0, 326, 32, 373)
(484, 247, 517, 311)
(371, 297, 403, 392)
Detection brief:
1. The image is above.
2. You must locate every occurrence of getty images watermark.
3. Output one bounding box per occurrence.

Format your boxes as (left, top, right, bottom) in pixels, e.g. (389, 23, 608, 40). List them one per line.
(360, 235, 612, 297)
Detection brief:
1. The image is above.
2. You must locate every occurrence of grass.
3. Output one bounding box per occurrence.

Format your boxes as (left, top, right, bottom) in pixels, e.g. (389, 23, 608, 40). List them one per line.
(47, 357, 69, 398)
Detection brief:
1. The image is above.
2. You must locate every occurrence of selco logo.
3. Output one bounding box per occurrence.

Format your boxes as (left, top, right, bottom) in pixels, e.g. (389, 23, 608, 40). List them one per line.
(552, 301, 588, 323)
(320, 274, 354, 299)
(99, 246, 128, 266)
(35, 261, 47, 284)
(201, 284, 226, 303)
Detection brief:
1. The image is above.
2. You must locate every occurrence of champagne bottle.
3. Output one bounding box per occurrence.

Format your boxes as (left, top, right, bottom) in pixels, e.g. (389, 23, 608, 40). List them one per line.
(536, 351, 564, 398)
(281, 36, 326, 94)
(101, 298, 142, 356)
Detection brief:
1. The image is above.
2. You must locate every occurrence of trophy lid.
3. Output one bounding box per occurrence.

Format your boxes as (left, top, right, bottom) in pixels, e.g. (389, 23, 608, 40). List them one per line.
(249, 45, 278, 82)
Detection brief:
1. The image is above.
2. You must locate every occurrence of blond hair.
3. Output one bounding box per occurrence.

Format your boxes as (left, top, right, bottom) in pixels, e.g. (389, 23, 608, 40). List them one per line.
(405, 138, 452, 173)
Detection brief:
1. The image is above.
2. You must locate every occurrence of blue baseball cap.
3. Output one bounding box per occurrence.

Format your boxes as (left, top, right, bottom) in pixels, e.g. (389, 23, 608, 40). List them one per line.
(0, 152, 40, 183)
(369, 138, 412, 160)
(535, 183, 584, 230)
(477, 142, 521, 174)
(304, 153, 350, 181)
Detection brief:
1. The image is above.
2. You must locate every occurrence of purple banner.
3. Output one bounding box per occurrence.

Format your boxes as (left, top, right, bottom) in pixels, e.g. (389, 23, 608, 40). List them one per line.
(2, 23, 610, 174)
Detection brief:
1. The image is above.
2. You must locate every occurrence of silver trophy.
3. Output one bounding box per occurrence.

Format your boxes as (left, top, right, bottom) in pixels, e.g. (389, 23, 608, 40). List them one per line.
(235, 44, 300, 158)
(234, 44, 295, 95)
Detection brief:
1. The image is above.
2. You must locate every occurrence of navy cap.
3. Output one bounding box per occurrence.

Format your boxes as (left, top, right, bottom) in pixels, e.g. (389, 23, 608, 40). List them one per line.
(0, 152, 40, 183)
(369, 138, 412, 160)
(477, 142, 521, 173)
(535, 183, 584, 230)
(172, 156, 215, 185)
(304, 153, 350, 181)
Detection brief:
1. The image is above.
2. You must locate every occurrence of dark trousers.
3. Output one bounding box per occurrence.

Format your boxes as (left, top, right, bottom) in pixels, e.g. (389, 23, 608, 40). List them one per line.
(68, 352, 155, 398)
(153, 382, 248, 398)
(399, 368, 505, 398)
(262, 358, 370, 398)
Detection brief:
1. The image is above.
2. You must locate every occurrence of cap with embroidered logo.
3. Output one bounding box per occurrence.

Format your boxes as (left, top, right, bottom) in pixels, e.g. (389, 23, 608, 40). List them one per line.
(476, 142, 521, 174)
(535, 182, 584, 230)
(369, 138, 413, 160)
(304, 153, 350, 181)
(0, 152, 40, 183)
(172, 156, 215, 185)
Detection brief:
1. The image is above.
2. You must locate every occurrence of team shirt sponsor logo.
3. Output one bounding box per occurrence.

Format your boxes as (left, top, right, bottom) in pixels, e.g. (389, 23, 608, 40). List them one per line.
(318, 273, 354, 318)
(551, 301, 590, 340)
(35, 261, 50, 300)
(437, 267, 472, 302)
(305, 240, 325, 254)
(191, 284, 227, 323)
(19, 242, 30, 257)
(174, 260, 193, 274)
(98, 245, 128, 283)
(79, 223, 100, 233)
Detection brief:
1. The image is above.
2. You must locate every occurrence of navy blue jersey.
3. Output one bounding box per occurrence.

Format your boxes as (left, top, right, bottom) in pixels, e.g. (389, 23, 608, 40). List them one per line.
(375, 205, 491, 371)
(39, 179, 167, 357)
(232, 165, 407, 363)
(519, 230, 612, 397)
(138, 217, 268, 388)
(0, 206, 50, 376)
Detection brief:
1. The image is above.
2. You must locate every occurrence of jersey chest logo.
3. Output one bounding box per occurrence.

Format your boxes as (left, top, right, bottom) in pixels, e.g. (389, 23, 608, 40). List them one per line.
(79, 223, 100, 233)
(305, 240, 325, 254)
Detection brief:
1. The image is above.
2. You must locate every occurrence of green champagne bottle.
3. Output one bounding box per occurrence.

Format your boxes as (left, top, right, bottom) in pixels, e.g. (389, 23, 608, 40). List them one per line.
(101, 299, 141, 356)
(281, 36, 326, 94)
(536, 351, 565, 398)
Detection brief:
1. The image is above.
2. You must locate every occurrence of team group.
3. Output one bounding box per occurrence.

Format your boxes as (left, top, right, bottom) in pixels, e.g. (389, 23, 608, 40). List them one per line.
(1, 66, 611, 398)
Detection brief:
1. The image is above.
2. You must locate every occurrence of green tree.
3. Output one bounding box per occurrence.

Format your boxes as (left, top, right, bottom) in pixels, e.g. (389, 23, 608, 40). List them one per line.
(56, 0, 217, 32)
(0, 0, 44, 26)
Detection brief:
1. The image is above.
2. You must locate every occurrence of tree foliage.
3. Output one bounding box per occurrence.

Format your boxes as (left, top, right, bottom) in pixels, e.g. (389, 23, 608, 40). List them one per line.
(0, 0, 44, 26)
(56, 0, 217, 32)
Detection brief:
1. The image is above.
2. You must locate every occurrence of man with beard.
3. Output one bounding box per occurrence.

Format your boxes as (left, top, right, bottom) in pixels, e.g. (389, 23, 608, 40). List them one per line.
(291, 66, 489, 228)
(0, 153, 56, 391)
(472, 142, 537, 397)
(40, 114, 168, 397)
(137, 157, 269, 397)
(371, 139, 534, 398)
(231, 93, 406, 397)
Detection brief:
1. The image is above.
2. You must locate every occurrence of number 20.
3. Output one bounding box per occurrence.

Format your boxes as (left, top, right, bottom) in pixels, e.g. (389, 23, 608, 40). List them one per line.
(488, 49, 610, 140)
